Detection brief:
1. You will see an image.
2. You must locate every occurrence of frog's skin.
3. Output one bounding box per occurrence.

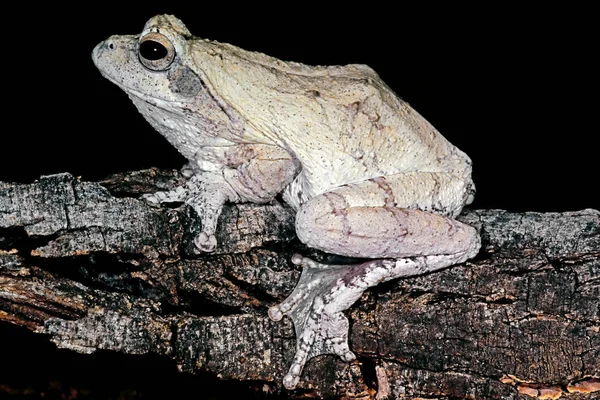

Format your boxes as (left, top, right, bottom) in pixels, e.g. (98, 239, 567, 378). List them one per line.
(93, 15, 481, 390)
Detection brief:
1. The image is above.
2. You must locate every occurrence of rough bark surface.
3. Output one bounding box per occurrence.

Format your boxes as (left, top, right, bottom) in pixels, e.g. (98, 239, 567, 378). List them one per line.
(1, 170, 598, 399)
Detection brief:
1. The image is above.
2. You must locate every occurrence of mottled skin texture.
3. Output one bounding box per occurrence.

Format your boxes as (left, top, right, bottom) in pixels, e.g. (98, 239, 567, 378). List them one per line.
(93, 15, 481, 389)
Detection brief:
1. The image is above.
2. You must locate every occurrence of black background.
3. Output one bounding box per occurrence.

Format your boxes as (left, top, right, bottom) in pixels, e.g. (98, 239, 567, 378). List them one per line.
(1, 4, 597, 212)
(0, 4, 597, 398)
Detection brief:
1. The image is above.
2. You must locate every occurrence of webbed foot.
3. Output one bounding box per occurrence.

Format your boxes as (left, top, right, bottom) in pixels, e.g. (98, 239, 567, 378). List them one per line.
(270, 249, 481, 389)
(269, 254, 370, 389)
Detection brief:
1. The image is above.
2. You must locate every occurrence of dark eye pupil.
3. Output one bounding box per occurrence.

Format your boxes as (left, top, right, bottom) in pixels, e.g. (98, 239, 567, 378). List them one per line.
(140, 40, 168, 60)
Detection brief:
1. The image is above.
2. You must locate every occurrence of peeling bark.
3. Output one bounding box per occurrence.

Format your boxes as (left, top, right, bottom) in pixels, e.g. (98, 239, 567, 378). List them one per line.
(1, 170, 598, 399)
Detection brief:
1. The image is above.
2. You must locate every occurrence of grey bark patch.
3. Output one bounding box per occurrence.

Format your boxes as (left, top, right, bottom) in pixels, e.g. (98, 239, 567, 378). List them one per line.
(1, 169, 599, 398)
(168, 64, 203, 97)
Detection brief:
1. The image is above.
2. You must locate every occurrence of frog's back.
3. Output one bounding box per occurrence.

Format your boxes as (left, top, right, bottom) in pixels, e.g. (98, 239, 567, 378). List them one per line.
(280, 69, 468, 187)
(195, 39, 470, 196)
(204, 38, 380, 80)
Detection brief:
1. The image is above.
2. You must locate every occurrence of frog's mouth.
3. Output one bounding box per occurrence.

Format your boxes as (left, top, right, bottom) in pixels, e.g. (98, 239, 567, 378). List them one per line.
(93, 38, 193, 107)
(98, 67, 197, 114)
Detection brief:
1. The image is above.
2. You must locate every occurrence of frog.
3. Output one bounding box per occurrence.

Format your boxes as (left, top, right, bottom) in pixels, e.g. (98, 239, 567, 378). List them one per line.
(92, 14, 481, 390)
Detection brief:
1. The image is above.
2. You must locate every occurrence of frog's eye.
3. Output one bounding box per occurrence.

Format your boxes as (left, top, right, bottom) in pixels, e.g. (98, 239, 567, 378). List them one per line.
(138, 32, 175, 71)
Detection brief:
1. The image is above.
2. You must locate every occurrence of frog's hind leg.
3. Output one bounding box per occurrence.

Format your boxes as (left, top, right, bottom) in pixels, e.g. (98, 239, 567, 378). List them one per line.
(295, 172, 479, 260)
(269, 252, 475, 389)
(269, 173, 481, 389)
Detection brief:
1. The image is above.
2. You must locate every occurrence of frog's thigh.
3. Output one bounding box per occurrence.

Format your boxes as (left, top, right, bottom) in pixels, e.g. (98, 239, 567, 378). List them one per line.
(295, 173, 477, 259)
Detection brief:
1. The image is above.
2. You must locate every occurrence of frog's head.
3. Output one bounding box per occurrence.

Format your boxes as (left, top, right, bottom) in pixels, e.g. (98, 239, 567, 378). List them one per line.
(92, 15, 205, 107)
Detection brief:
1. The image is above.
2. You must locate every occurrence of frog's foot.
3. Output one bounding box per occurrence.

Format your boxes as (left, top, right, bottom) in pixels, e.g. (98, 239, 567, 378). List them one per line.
(268, 254, 371, 390)
(269, 250, 481, 389)
(141, 177, 228, 253)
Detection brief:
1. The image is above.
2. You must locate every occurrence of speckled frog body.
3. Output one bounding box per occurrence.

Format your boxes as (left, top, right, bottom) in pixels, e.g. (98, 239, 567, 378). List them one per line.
(93, 15, 480, 389)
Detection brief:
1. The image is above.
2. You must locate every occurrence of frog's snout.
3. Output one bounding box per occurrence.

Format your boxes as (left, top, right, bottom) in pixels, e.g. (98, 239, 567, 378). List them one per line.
(92, 35, 140, 79)
(92, 37, 118, 67)
(96, 39, 116, 53)
(92, 42, 107, 69)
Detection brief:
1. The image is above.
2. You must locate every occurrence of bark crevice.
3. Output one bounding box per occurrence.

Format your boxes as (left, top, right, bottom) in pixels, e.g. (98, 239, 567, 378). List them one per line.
(1, 169, 598, 399)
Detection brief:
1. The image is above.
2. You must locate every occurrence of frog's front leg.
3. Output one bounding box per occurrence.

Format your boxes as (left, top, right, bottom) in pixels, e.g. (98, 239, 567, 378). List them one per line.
(269, 172, 481, 389)
(144, 171, 240, 251)
(145, 144, 298, 252)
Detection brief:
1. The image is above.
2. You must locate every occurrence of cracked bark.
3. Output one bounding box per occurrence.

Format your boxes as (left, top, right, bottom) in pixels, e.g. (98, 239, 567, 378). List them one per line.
(1, 170, 598, 399)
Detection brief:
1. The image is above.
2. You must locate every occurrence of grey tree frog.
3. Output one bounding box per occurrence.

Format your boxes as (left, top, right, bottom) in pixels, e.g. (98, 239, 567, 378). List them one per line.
(92, 15, 481, 389)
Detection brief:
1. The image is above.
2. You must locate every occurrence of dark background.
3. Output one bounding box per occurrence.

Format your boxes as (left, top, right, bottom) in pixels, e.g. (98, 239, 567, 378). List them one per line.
(2, 4, 597, 212)
(1, 4, 597, 398)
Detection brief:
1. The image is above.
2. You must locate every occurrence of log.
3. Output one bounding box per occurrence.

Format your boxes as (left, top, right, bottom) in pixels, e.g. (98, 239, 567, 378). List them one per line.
(1, 170, 598, 399)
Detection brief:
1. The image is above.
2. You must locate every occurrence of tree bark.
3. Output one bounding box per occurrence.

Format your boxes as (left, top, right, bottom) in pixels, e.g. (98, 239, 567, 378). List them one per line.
(1, 170, 598, 399)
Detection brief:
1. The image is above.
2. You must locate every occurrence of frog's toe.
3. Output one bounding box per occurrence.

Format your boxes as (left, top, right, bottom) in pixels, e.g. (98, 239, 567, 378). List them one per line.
(268, 257, 323, 322)
(267, 305, 284, 321)
(180, 162, 196, 178)
(291, 253, 325, 269)
(143, 185, 190, 206)
(193, 232, 217, 252)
